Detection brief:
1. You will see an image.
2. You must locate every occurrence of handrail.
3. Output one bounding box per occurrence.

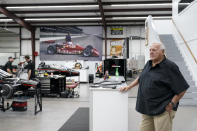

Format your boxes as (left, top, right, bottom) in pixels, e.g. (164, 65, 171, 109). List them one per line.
(172, 18, 197, 64)
(184, 37, 197, 43)
(145, 25, 149, 46)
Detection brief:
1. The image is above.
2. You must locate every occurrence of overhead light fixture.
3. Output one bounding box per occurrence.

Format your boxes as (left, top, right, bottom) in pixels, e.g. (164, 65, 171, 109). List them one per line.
(25, 17, 102, 21)
(152, 16, 172, 19)
(6, 5, 99, 9)
(112, 17, 147, 20)
(178, 3, 191, 5)
(0, 19, 13, 22)
(111, 16, 171, 20)
(110, 3, 172, 7)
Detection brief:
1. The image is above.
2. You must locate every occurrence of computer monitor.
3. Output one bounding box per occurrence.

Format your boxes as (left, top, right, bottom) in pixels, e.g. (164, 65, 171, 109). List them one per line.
(104, 59, 126, 79)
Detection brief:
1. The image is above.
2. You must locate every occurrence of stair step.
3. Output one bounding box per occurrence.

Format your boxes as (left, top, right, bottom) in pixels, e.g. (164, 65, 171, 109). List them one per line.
(167, 57, 183, 61)
(165, 49, 181, 52)
(181, 73, 191, 78)
(167, 54, 182, 57)
(180, 98, 197, 106)
(187, 81, 196, 86)
(187, 87, 197, 92)
(183, 92, 197, 99)
(180, 69, 191, 74)
(160, 35, 197, 105)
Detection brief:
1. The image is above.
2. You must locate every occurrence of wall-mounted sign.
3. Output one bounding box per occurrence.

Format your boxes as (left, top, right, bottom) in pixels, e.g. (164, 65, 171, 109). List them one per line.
(110, 26, 123, 35)
(110, 39, 125, 57)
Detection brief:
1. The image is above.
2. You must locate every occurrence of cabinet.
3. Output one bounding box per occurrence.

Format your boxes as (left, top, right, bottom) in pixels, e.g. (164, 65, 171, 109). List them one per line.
(67, 69, 88, 82)
(39, 76, 65, 95)
(89, 76, 128, 131)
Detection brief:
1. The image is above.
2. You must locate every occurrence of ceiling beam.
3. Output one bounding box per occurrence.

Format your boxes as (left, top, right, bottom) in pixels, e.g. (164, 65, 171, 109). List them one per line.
(0, 14, 171, 19)
(0, 8, 171, 14)
(97, 0, 107, 59)
(0, 21, 102, 24)
(97, 0, 106, 28)
(1, 2, 98, 7)
(0, 6, 33, 31)
(1, 1, 172, 7)
(0, 24, 145, 27)
(0, 10, 100, 14)
(103, 0, 172, 5)
(0, 20, 146, 24)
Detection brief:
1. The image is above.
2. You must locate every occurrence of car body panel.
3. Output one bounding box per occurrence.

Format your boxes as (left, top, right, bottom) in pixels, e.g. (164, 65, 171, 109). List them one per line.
(47, 42, 99, 57)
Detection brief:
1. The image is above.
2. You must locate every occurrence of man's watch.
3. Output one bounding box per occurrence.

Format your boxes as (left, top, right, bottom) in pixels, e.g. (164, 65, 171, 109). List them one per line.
(170, 101, 176, 108)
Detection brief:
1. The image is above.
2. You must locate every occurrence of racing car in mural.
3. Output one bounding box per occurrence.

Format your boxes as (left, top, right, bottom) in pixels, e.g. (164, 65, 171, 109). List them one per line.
(46, 41, 100, 57)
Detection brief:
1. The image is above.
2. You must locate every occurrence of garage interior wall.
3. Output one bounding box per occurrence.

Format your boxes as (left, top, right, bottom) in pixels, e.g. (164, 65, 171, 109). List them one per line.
(0, 28, 20, 65)
(0, 26, 145, 71)
(104, 26, 145, 69)
(104, 26, 145, 57)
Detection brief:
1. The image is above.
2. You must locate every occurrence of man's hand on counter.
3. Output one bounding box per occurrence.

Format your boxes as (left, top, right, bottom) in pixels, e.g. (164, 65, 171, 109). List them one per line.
(120, 86, 129, 92)
(120, 77, 139, 92)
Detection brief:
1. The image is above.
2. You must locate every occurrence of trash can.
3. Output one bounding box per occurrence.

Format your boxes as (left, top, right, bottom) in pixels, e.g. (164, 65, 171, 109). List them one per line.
(89, 74, 94, 83)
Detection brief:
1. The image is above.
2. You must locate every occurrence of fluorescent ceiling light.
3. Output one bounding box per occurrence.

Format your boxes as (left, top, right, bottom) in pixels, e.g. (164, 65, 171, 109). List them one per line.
(0, 19, 13, 22)
(179, 3, 190, 5)
(25, 18, 102, 21)
(110, 3, 172, 7)
(112, 16, 171, 20)
(112, 17, 147, 20)
(6, 5, 98, 9)
(107, 22, 145, 24)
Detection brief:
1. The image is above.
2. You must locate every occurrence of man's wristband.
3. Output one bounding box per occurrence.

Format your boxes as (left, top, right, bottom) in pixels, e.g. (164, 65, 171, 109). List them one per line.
(170, 101, 176, 108)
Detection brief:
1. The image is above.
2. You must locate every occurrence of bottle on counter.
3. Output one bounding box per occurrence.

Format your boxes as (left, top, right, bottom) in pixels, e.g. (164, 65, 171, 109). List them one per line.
(104, 70, 109, 80)
(115, 67, 119, 76)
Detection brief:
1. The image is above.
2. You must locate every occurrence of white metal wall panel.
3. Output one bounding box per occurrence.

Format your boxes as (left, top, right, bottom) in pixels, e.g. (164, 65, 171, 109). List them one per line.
(21, 40, 32, 55)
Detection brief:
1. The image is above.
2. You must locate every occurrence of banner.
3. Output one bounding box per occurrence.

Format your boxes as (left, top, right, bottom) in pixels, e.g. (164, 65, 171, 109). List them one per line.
(40, 26, 103, 61)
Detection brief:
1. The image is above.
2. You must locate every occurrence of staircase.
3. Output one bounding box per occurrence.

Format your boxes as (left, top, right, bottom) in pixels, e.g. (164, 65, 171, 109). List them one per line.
(160, 34, 197, 106)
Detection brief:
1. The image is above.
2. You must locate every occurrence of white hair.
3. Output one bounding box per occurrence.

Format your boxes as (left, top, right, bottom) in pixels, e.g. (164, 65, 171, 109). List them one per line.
(151, 43, 165, 50)
(160, 44, 165, 50)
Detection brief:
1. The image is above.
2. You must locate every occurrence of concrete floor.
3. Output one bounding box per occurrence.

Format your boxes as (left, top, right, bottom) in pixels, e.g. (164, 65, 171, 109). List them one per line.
(0, 83, 197, 131)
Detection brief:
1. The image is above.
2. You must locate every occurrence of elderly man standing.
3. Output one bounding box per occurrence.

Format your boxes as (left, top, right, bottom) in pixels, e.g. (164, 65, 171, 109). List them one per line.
(120, 43, 189, 131)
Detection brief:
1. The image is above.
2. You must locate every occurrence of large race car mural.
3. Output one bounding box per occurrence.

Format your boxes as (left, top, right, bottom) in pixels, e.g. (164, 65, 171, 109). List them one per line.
(40, 26, 102, 61)
(46, 41, 100, 57)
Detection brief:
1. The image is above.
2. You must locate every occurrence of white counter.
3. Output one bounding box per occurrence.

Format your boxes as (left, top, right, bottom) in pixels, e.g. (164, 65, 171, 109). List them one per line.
(89, 76, 128, 131)
(94, 76, 126, 83)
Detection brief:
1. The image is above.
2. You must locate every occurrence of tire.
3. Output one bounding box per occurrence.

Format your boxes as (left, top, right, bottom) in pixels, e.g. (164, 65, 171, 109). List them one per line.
(2, 84, 13, 99)
(47, 45, 56, 54)
(83, 45, 93, 57)
(86, 45, 93, 50)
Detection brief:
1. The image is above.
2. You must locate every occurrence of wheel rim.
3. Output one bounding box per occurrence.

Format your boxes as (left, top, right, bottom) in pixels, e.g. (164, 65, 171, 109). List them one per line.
(47, 47, 55, 54)
(83, 48, 91, 56)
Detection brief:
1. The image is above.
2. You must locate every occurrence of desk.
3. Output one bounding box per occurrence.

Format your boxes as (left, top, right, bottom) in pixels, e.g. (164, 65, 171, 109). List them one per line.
(89, 76, 128, 131)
